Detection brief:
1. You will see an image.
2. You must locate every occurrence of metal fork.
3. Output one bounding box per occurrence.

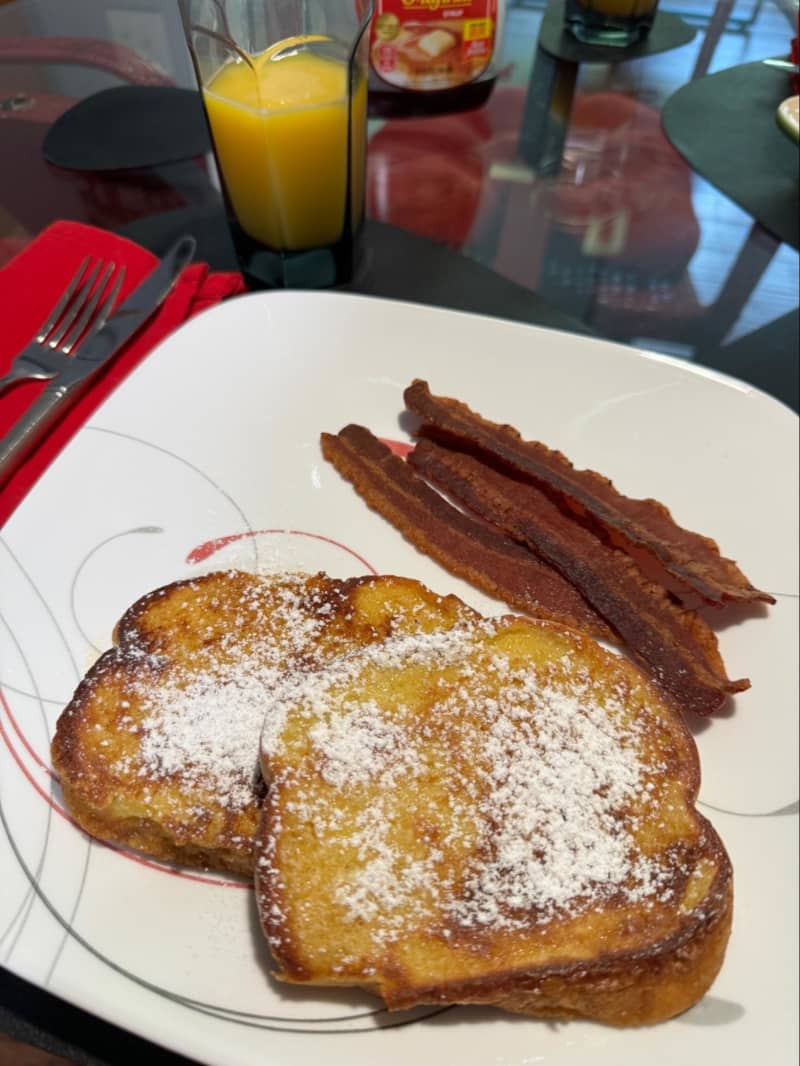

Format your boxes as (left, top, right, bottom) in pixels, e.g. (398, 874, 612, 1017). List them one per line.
(0, 257, 125, 395)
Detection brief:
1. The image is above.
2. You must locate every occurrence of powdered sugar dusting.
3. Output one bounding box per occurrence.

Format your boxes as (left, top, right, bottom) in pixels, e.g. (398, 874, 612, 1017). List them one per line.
(451, 669, 667, 928)
(261, 620, 677, 946)
(112, 573, 336, 810)
(132, 670, 273, 809)
(308, 705, 419, 789)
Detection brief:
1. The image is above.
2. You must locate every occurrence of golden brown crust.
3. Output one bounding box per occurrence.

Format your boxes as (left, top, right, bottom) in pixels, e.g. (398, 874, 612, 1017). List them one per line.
(57, 779, 255, 876)
(256, 615, 732, 1026)
(51, 569, 475, 874)
(378, 823, 733, 1026)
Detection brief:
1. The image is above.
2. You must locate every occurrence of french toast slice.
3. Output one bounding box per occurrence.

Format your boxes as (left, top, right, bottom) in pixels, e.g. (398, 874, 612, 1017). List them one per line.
(51, 570, 476, 875)
(255, 616, 732, 1025)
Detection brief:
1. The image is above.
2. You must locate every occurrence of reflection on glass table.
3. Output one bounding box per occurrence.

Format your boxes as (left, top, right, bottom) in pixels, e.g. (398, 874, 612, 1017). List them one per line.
(366, 0, 798, 408)
(0, 0, 797, 412)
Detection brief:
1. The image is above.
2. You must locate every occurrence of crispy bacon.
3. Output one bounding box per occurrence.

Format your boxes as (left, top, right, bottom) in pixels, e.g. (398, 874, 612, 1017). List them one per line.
(320, 425, 615, 641)
(409, 439, 750, 716)
(404, 380, 774, 607)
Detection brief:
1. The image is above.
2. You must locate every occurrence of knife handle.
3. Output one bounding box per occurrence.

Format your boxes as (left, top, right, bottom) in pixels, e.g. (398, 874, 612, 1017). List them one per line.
(0, 377, 80, 486)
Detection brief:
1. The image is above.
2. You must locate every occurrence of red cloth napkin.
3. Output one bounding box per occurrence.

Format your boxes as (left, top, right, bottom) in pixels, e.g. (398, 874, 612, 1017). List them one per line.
(0, 221, 246, 526)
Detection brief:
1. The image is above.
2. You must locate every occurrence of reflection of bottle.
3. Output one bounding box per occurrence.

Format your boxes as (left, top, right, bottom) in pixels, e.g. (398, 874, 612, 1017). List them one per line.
(368, 0, 505, 117)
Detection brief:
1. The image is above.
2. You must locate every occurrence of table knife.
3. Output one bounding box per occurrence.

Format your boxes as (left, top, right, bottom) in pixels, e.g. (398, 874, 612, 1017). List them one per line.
(0, 235, 196, 486)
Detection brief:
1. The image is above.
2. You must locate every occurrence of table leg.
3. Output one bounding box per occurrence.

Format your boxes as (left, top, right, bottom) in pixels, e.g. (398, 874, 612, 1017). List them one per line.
(691, 0, 735, 80)
(699, 220, 781, 347)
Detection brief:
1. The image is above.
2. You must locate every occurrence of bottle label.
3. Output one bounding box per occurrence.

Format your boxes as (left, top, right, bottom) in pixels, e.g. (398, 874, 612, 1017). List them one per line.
(370, 0, 497, 91)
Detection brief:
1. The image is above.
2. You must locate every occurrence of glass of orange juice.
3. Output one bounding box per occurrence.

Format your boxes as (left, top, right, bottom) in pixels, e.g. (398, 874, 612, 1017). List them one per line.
(180, 0, 373, 287)
(564, 0, 659, 47)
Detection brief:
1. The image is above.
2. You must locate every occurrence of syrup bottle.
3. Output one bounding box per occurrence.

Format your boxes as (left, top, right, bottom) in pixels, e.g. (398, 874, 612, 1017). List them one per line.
(367, 0, 505, 117)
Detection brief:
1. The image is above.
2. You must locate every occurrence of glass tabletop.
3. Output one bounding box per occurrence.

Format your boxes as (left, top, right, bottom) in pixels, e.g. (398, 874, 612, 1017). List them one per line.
(0, 2, 798, 1063)
(0, 0, 797, 409)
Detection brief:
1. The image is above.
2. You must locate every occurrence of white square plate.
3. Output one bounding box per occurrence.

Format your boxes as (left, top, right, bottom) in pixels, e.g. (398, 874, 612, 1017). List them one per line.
(1, 292, 797, 1066)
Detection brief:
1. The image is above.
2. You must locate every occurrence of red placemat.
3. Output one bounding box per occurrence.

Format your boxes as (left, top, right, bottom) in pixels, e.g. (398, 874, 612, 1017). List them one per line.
(0, 221, 246, 527)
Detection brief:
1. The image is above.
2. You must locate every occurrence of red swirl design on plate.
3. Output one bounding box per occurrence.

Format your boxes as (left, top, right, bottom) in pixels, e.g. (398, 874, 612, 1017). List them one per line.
(379, 437, 413, 458)
(187, 527, 378, 571)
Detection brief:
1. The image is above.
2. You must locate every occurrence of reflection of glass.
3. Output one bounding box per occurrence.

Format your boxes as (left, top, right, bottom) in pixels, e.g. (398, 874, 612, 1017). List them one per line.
(538, 131, 658, 261)
(565, 0, 659, 48)
(179, 0, 372, 288)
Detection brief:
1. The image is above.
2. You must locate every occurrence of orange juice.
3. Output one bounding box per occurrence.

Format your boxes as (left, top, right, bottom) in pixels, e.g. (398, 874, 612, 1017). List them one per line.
(203, 37, 367, 251)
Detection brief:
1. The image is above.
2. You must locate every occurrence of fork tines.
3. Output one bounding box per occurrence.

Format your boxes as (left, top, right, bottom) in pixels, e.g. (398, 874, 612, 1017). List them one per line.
(38, 257, 125, 355)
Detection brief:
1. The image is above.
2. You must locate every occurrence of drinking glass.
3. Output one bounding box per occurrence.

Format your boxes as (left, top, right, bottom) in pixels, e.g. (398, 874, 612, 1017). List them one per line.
(564, 0, 659, 48)
(180, 0, 373, 288)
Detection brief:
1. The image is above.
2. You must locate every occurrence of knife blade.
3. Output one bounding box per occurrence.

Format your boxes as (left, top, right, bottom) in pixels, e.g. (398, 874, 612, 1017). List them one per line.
(0, 235, 196, 488)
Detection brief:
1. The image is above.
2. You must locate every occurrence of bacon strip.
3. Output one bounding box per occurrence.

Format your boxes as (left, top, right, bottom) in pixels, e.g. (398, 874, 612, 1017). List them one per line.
(410, 439, 750, 716)
(320, 426, 615, 641)
(404, 380, 774, 607)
